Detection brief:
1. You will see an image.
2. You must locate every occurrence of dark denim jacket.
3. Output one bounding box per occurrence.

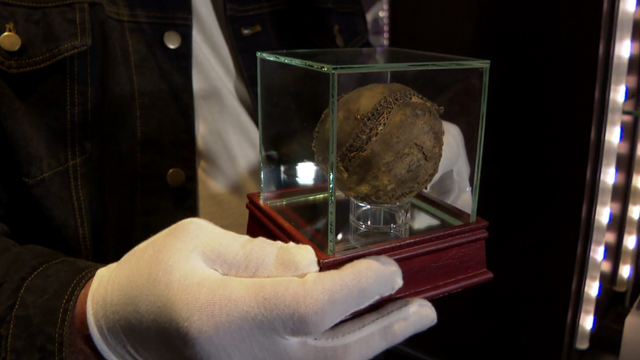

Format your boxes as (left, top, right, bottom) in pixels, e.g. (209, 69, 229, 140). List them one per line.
(0, 0, 369, 358)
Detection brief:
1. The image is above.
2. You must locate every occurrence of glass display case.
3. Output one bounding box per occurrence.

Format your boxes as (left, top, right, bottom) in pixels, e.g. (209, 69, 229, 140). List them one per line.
(254, 47, 489, 255)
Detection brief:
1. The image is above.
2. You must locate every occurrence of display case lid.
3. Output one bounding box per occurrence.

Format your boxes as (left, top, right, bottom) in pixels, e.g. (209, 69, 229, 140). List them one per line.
(256, 47, 489, 73)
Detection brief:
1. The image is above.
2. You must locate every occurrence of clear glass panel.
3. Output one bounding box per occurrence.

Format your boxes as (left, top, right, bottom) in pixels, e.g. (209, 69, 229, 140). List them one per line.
(258, 48, 488, 255)
(258, 57, 333, 253)
(387, 67, 487, 221)
(271, 192, 465, 254)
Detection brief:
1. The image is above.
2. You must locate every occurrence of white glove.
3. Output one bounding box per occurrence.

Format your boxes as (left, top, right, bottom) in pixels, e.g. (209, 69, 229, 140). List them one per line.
(87, 218, 437, 360)
(426, 120, 473, 213)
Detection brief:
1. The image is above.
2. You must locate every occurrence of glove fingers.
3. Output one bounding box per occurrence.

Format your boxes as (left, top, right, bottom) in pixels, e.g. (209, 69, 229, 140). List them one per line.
(279, 256, 404, 336)
(303, 298, 437, 360)
(167, 218, 320, 277)
(203, 235, 319, 278)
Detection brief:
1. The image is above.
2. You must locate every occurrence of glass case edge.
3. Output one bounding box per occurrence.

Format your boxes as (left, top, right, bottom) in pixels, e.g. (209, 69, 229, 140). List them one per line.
(257, 57, 265, 199)
(256, 52, 332, 73)
(384, 47, 487, 61)
(327, 71, 338, 255)
(471, 65, 491, 222)
(258, 47, 489, 62)
(331, 62, 490, 73)
(256, 50, 489, 73)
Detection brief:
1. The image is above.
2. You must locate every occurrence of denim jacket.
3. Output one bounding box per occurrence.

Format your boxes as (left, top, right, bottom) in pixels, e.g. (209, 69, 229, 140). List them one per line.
(0, 0, 369, 358)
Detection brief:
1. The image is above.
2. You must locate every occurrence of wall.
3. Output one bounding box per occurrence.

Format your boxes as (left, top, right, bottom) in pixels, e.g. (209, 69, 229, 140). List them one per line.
(389, 0, 614, 358)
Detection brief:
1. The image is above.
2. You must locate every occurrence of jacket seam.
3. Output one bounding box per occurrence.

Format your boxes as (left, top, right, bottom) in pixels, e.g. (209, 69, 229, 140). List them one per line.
(82, 2, 93, 259)
(6, 259, 65, 360)
(85, 2, 91, 144)
(20, 153, 88, 182)
(0, 1, 191, 23)
(0, 0, 190, 18)
(0, 0, 83, 6)
(118, 0, 141, 217)
(4, 41, 80, 64)
(226, 5, 286, 16)
(74, 49, 91, 259)
(226, 0, 285, 10)
(346, 32, 366, 48)
(0, 46, 87, 72)
(102, 5, 190, 18)
(310, 33, 336, 48)
(311, 4, 361, 11)
(67, 55, 85, 258)
(103, 13, 191, 24)
(55, 268, 94, 360)
(62, 270, 96, 359)
(76, 3, 81, 45)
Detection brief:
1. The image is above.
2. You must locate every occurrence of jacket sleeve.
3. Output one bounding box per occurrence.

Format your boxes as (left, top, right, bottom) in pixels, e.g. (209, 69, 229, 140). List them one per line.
(0, 224, 102, 360)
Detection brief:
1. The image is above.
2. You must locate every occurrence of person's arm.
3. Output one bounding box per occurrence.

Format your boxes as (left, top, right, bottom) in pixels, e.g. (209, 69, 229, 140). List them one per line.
(0, 227, 102, 360)
(68, 278, 105, 359)
(3, 216, 437, 360)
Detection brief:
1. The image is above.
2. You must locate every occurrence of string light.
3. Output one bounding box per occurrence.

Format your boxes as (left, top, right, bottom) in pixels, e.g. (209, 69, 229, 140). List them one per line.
(596, 245, 606, 262)
(618, 85, 627, 103)
(602, 207, 612, 223)
(584, 315, 595, 330)
(622, 39, 632, 58)
(613, 126, 623, 144)
(625, 235, 638, 249)
(606, 168, 617, 184)
(576, 0, 635, 349)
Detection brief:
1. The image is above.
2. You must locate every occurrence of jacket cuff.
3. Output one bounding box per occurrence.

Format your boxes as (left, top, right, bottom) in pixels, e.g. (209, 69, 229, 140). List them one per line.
(4, 258, 101, 360)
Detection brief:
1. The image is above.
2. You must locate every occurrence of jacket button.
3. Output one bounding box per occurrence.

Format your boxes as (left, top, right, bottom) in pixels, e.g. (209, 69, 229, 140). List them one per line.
(0, 24, 21, 52)
(163, 30, 181, 49)
(166, 168, 186, 187)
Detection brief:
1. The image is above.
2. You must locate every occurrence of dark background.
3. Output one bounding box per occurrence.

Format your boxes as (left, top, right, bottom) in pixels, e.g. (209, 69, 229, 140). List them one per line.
(385, 0, 616, 359)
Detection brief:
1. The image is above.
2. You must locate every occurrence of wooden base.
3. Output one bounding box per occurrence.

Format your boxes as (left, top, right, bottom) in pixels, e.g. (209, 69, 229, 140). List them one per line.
(246, 192, 492, 303)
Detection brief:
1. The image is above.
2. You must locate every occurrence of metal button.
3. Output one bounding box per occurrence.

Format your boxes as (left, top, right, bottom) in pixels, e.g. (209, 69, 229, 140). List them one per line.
(166, 168, 186, 187)
(1, 23, 21, 52)
(240, 24, 262, 36)
(333, 25, 344, 48)
(163, 30, 181, 49)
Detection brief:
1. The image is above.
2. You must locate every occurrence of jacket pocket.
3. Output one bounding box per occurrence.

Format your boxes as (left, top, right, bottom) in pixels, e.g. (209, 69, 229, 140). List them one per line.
(0, 1, 92, 180)
(0, 1, 91, 72)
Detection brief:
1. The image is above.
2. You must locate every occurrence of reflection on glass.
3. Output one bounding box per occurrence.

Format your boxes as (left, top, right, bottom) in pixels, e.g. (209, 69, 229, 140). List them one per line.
(426, 121, 473, 214)
(365, 0, 389, 47)
(295, 161, 317, 185)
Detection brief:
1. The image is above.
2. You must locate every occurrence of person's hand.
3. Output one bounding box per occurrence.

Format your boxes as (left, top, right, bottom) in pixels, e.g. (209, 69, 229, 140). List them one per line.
(86, 218, 437, 360)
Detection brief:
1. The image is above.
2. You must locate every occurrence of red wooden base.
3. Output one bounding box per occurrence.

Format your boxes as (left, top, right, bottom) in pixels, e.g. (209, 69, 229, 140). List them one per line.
(246, 192, 492, 304)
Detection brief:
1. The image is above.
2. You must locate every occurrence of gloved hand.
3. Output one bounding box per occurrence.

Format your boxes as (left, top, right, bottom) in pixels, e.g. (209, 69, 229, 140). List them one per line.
(87, 218, 437, 360)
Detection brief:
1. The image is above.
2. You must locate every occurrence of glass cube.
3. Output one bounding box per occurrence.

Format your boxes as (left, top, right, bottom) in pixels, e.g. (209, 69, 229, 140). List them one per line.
(257, 48, 489, 255)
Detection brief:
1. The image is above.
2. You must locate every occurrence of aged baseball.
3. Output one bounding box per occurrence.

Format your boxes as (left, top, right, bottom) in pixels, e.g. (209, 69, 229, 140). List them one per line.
(312, 83, 445, 204)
